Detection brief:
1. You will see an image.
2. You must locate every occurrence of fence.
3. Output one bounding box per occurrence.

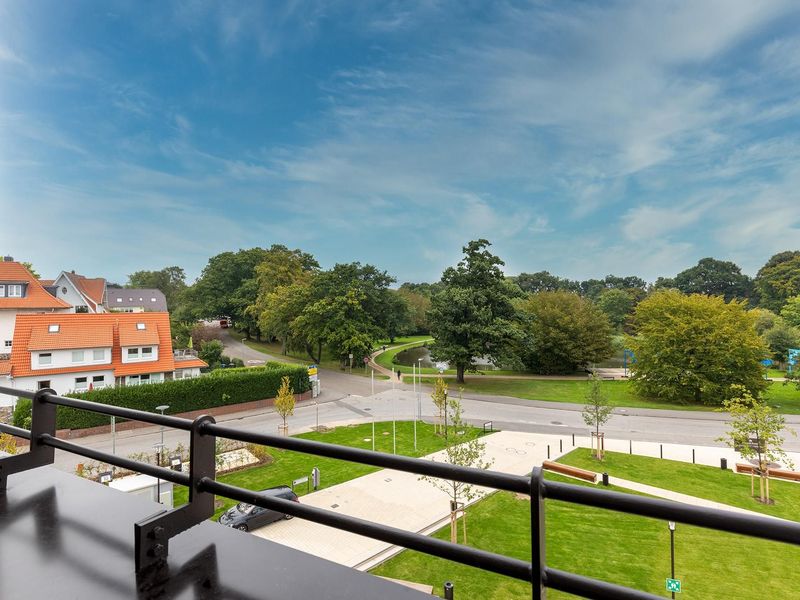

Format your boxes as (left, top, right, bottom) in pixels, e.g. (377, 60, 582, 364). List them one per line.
(2, 384, 800, 599)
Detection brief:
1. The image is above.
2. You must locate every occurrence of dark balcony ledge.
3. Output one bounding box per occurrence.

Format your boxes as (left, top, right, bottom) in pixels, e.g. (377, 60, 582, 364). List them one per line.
(0, 466, 430, 599)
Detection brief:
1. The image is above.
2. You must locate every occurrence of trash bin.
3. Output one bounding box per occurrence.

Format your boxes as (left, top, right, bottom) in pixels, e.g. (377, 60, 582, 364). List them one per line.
(443, 581, 454, 600)
(721, 457, 728, 470)
(602, 472, 609, 486)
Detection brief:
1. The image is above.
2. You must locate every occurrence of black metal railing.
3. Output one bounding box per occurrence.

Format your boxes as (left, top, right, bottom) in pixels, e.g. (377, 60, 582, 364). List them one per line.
(2, 384, 800, 599)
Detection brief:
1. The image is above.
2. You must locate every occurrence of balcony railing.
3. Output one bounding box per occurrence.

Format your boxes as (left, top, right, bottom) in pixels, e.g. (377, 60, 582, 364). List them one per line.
(1, 383, 800, 599)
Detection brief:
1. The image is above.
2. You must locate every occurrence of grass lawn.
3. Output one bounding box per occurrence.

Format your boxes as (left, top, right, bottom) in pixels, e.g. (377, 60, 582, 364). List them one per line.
(558, 448, 800, 521)
(372, 472, 800, 599)
(418, 377, 800, 414)
(174, 420, 479, 520)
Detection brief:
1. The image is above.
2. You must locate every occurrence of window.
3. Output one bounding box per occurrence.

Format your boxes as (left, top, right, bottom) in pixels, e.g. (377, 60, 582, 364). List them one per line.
(75, 377, 87, 390)
(150, 297, 157, 302)
(4, 340, 11, 348)
(127, 348, 139, 358)
(92, 375, 105, 384)
(0, 285, 4, 297)
(93, 349, 105, 361)
(75, 305, 89, 313)
(116, 297, 122, 303)
(38, 353, 52, 365)
(138, 297, 143, 302)
(72, 350, 85, 363)
(37, 381, 50, 390)
(142, 347, 153, 358)
(7, 284, 22, 297)
(141, 374, 150, 383)
(136, 323, 146, 330)
(48, 324, 60, 333)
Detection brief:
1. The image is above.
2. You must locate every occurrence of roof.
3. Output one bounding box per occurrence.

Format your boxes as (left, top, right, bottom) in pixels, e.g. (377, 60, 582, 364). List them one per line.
(173, 357, 208, 369)
(10, 312, 175, 378)
(0, 262, 72, 310)
(61, 272, 106, 312)
(39, 279, 54, 286)
(0, 361, 10, 375)
(28, 322, 113, 351)
(118, 321, 160, 346)
(106, 288, 168, 311)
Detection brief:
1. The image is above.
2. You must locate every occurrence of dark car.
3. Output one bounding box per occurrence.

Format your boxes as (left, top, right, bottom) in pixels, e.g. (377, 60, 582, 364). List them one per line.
(218, 486, 299, 531)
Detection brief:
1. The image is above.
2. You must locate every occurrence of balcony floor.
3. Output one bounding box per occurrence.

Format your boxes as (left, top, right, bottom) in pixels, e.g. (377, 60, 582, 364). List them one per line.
(0, 465, 431, 599)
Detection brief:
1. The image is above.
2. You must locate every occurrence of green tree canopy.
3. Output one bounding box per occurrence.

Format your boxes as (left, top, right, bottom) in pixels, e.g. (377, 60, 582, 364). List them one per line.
(596, 288, 635, 331)
(628, 290, 768, 405)
(127, 266, 187, 309)
(397, 287, 431, 333)
(673, 257, 754, 302)
(518, 291, 613, 374)
(755, 251, 800, 312)
(780, 296, 800, 328)
(429, 240, 522, 383)
(512, 271, 580, 294)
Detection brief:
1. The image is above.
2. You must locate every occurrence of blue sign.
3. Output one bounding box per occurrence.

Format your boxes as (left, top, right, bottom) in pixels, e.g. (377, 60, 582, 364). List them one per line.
(789, 349, 800, 374)
(761, 359, 773, 367)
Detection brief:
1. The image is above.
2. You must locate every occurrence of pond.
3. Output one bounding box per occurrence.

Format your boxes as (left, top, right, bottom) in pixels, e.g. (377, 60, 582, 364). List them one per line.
(393, 345, 499, 371)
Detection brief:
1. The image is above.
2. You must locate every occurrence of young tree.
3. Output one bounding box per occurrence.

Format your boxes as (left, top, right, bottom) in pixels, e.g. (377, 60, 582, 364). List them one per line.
(628, 291, 768, 405)
(274, 376, 295, 435)
(422, 391, 493, 543)
(429, 240, 522, 383)
(718, 386, 795, 504)
(431, 377, 448, 434)
(582, 375, 613, 460)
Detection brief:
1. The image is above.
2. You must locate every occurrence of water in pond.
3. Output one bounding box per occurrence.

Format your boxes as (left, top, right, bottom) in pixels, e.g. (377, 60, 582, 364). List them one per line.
(393, 346, 498, 371)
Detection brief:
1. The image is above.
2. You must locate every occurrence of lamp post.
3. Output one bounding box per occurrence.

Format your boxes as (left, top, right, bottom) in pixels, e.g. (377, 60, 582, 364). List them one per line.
(669, 521, 676, 599)
(156, 404, 169, 448)
(443, 389, 448, 441)
(153, 442, 165, 504)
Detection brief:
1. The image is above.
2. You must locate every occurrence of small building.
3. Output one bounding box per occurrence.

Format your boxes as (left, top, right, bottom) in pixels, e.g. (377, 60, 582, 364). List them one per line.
(106, 288, 168, 312)
(46, 271, 108, 313)
(109, 473, 174, 507)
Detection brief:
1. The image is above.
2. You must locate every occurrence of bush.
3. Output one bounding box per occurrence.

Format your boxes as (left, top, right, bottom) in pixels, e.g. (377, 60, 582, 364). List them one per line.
(12, 398, 32, 429)
(59, 364, 310, 430)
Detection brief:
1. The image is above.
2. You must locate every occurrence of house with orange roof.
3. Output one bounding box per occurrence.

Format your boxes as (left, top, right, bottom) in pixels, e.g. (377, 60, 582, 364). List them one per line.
(0, 259, 72, 366)
(49, 270, 108, 313)
(3, 312, 206, 398)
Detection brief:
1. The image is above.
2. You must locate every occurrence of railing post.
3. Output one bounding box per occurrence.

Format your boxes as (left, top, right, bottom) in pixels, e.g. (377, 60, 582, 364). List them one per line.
(0, 388, 57, 491)
(135, 414, 216, 572)
(531, 467, 546, 599)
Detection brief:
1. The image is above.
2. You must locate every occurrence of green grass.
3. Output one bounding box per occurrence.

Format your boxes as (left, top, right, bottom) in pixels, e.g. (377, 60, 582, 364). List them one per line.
(174, 421, 480, 520)
(558, 448, 800, 521)
(373, 472, 800, 599)
(768, 368, 787, 378)
(418, 377, 800, 414)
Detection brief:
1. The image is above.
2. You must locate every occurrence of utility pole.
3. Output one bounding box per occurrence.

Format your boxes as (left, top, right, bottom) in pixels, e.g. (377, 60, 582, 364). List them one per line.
(669, 521, 676, 599)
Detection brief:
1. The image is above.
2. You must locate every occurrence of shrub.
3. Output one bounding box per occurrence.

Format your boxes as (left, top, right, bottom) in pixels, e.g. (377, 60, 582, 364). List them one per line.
(12, 398, 32, 429)
(60, 364, 310, 430)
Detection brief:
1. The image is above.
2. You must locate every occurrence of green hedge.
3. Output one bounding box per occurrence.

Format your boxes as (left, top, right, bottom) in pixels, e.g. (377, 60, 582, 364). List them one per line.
(59, 364, 310, 430)
(204, 361, 287, 377)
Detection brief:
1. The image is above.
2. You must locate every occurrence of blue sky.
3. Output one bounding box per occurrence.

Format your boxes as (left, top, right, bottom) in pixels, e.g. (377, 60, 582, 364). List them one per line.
(2, 1, 800, 285)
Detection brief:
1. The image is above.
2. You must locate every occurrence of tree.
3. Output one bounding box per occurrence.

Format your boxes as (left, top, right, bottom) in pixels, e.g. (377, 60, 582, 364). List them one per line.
(513, 271, 580, 294)
(751, 308, 781, 336)
(596, 288, 635, 331)
(764, 322, 800, 364)
(718, 386, 795, 504)
(582, 375, 613, 460)
(429, 240, 522, 383)
(397, 287, 431, 333)
(421, 391, 493, 543)
(628, 291, 768, 406)
(259, 281, 312, 355)
(383, 290, 412, 343)
(127, 266, 187, 310)
(198, 339, 224, 369)
(274, 376, 295, 435)
(518, 291, 613, 375)
(673, 257, 754, 302)
(755, 251, 800, 312)
(780, 296, 800, 328)
(431, 376, 448, 434)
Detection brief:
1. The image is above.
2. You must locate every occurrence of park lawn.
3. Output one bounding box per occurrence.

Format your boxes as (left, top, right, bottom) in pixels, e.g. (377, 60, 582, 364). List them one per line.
(372, 473, 800, 599)
(174, 421, 479, 520)
(558, 448, 800, 522)
(418, 377, 800, 414)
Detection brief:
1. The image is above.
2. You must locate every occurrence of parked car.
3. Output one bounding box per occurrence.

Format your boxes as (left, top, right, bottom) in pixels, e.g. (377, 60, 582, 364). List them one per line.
(218, 486, 299, 531)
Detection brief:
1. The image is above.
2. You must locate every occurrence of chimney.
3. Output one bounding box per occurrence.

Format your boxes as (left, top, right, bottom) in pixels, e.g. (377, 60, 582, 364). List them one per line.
(3, 256, 12, 262)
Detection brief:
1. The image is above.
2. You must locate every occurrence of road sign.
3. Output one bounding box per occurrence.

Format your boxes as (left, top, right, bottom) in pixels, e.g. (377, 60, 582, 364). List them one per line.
(666, 578, 681, 593)
(761, 358, 773, 367)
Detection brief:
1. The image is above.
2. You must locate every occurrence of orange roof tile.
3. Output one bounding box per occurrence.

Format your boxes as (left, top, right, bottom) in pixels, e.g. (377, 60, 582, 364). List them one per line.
(39, 279, 54, 286)
(173, 357, 208, 370)
(10, 312, 175, 379)
(62, 273, 106, 311)
(0, 360, 11, 375)
(28, 322, 113, 351)
(0, 262, 72, 310)
(118, 322, 160, 346)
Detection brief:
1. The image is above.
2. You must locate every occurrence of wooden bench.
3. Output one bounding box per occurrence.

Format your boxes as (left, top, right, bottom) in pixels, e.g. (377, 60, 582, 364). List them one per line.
(735, 463, 800, 482)
(543, 460, 597, 483)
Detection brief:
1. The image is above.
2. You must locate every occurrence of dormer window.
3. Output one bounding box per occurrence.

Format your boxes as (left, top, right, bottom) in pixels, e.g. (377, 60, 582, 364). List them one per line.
(48, 324, 60, 333)
(136, 323, 146, 330)
(7, 284, 22, 297)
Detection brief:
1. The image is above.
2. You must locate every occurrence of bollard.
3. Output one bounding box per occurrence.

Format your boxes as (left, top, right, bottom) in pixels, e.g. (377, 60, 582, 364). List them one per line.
(547, 445, 550, 459)
(629, 440, 632, 455)
(444, 581, 454, 600)
(660, 444, 663, 459)
(559, 439, 563, 453)
(572, 433, 575, 446)
(692, 449, 695, 464)
(602, 472, 609, 486)
(721, 457, 728, 470)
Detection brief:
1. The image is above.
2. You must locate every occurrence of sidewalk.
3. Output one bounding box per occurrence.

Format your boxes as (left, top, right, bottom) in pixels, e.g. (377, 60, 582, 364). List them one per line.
(250, 430, 570, 569)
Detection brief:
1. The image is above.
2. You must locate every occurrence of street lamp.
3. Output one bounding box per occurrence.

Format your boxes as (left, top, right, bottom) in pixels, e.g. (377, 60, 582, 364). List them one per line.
(156, 404, 169, 449)
(153, 442, 165, 504)
(668, 521, 676, 599)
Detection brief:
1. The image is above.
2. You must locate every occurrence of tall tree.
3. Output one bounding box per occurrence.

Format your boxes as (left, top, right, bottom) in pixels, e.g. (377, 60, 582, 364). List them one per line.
(596, 288, 635, 331)
(673, 257, 754, 302)
(628, 291, 768, 405)
(127, 266, 187, 309)
(718, 386, 795, 504)
(428, 240, 522, 383)
(755, 251, 800, 312)
(397, 287, 431, 333)
(518, 291, 613, 375)
(780, 296, 800, 328)
(513, 271, 580, 294)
